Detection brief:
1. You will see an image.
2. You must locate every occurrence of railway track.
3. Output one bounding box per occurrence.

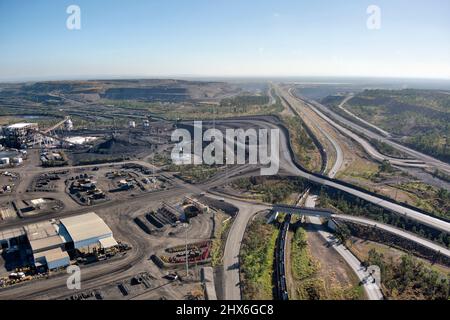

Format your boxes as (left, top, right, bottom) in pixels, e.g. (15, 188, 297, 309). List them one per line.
(274, 214, 290, 300)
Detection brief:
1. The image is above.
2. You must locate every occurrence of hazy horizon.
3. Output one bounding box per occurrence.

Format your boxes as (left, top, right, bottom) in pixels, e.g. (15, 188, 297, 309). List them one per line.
(1, 0, 449, 81)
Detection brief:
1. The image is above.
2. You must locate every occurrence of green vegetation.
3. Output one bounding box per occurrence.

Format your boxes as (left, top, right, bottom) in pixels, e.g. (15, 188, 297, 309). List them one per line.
(393, 182, 450, 219)
(283, 116, 322, 172)
(232, 176, 310, 204)
(365, 249, 449, 300)
(220, 95, 270, 110)
(166, 164, 222, 184)
(431, 169, 450, 183)
(240, 220, 278, 300)
(211, 214, 232, 267)
(336, 156, 380, 182)
(319, 187, 450, 247)
(336, 159, 449, 222)
(378, 160, 395, 173)
(336, 89, 450, 162)
(149, 152, 172, 166)
(407, 133, 449, 162)
(370, 139, 409, 158)
(291, 227, 318, 282)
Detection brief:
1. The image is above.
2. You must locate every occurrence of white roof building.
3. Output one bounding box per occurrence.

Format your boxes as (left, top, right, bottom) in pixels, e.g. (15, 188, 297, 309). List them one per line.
(33, 247, 70, 270)
(60, 212, 117, 250)
(24, 220, 70, 270)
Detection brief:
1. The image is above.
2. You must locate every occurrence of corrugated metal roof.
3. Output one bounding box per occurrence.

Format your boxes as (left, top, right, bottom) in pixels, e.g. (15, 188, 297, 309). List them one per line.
(60, 212, 112, 243)
(24, 221, 58, 241)
(24, 220, 64, 253)
(99, 236, 118, 249)
(0, 227, 25, 241)
(34, 247, 69, 263)
(29, 235, 64, 253)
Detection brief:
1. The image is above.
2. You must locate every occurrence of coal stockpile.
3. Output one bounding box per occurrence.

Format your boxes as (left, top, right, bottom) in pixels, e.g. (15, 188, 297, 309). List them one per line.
(69, 135, 154, 165)
(92, 136, 149, 155)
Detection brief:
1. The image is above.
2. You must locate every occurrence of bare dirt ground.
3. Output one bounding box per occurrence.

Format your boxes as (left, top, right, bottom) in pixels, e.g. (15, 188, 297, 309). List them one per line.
(303, 224, 364, 299)
(305, 225, 359, 287)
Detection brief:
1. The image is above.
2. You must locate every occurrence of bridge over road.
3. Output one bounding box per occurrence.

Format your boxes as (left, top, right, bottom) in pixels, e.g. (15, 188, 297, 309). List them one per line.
(270, 204, 450, 259)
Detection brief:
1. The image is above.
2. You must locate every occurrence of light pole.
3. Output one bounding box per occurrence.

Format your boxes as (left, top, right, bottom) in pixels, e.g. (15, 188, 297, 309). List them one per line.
(225, 156, 228, 180)
(184, 222, 189, 278)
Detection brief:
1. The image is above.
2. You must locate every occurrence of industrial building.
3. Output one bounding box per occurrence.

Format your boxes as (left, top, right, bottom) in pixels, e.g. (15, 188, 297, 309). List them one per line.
(60, 212, 117, 251)
(2, 123, 39, 148)
(0, 227, 26, 250)
(24, 220, 70, 270)
(0, 212, 118, 270)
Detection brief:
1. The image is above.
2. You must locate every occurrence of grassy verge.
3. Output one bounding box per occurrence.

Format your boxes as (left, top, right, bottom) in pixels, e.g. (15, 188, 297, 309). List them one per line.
(282, 116, 322, 172)
(240, 220, 278, 300)
(231, 176, 310, 204)
(290, 227, 322, 299)
(166, 164, 222, 184)
(211, 213, 232, 267)
(393, 182, 450, 220)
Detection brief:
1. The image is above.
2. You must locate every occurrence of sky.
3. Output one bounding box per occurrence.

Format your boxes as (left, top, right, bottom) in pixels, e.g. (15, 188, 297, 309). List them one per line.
(0, 0, 449, 81)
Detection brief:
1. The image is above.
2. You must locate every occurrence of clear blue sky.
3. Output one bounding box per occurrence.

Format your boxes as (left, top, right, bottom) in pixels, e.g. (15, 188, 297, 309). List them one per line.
(0, 0, 449, 81)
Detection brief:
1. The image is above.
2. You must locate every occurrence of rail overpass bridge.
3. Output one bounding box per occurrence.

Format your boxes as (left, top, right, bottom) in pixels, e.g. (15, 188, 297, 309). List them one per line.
(270, 204, 450, 260)
(269, 204, 333, 222)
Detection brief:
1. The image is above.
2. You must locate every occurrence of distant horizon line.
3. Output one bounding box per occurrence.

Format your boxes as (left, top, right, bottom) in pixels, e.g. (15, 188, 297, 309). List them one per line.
(1, 74, 450, 84)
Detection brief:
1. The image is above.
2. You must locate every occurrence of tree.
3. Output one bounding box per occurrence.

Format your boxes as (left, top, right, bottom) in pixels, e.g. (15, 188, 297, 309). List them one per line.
(379, 160, 394, 173)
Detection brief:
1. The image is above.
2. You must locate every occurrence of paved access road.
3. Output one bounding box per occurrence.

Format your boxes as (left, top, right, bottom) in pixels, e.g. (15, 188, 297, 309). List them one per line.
(306, 195, 383, 300)
(286, 89, 428, 168)
(333, 214, 450, 258)
(216, 118, 450, 234)
(207, 194, 268, 300)
(293, 90, 450, 174)
(336, 94, 391, 137)
(278, 85, 343, 178)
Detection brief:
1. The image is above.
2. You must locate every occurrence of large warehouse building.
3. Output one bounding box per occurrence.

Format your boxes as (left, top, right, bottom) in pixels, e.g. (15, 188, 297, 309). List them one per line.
(60, 212, 118, 251)
(0, 212, 118, 270)
(25, 220, 70, 270)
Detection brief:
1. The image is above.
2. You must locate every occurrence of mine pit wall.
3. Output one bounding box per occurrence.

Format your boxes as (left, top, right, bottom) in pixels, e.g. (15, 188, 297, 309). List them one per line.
(335, 220, 450, 267)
